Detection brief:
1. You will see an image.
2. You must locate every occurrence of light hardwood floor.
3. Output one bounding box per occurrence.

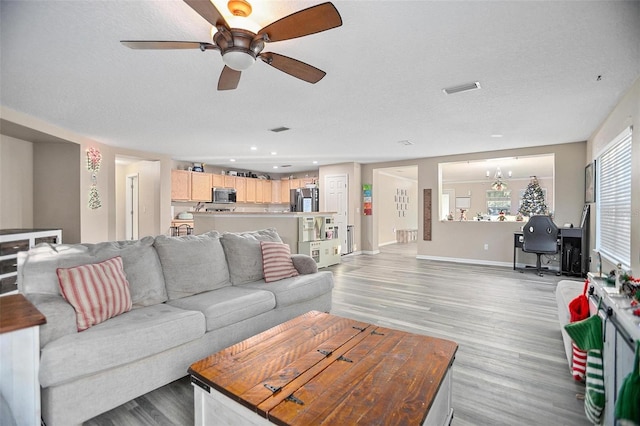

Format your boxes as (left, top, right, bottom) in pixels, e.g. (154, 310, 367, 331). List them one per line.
(84, 243, 589, 426)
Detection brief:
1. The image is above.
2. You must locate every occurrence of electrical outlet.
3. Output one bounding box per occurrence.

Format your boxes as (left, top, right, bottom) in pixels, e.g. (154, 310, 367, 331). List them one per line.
(484, 244, 489, 250)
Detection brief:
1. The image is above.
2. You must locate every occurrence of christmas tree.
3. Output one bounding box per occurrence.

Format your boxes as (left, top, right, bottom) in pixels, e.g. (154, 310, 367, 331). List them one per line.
(519, 176, 547, 216)
(88, 184, 102, 210)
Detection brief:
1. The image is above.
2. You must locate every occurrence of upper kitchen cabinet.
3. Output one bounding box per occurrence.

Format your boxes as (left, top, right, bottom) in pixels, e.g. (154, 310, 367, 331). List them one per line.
(245, 177, 257, 203)
(261, 180, 272, 203)
(191, 173, 213, 202)
(171, 170, 212, 202)
(271, 180, 282, 203)
(212, 174, 224, 188)
(235, 177, 247, 203)
(171, 170, 191, 201)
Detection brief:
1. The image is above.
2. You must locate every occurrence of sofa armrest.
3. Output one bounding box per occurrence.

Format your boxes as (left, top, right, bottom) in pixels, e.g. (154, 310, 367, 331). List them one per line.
(23, 293, 77, 348)
(291, 254, 318, 275)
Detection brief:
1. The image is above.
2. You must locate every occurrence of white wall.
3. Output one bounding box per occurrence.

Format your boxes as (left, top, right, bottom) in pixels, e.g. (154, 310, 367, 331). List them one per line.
(587, 77, 639, 274)
(0, 135, 34, 228)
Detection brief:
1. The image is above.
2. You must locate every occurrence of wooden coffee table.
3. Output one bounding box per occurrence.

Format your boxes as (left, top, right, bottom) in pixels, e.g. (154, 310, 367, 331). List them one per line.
(189, 311, 458, 425)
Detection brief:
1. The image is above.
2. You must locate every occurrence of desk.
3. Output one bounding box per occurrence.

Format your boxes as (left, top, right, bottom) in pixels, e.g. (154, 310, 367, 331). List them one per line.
(514, 227, 587, 277)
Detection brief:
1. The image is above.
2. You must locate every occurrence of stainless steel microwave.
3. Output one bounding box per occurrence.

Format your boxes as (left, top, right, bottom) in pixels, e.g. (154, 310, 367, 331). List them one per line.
(212, 187, 237, 203)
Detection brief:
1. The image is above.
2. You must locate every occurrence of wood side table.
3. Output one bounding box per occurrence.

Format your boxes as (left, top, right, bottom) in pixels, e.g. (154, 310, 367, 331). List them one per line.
(0, 294, 46, 426)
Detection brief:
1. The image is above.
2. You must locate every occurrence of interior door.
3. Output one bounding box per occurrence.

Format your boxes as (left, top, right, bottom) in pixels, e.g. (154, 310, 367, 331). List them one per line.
(126, 174, 139, 240)
(324, 174, 348, 254)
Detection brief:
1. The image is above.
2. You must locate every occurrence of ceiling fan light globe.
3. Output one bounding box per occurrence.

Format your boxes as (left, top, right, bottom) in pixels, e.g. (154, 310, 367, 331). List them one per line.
(222, 51, 255, 71)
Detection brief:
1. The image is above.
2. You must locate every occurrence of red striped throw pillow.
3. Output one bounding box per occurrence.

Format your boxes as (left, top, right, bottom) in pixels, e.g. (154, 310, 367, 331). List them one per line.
(57, 256, 132, 331)
(260, 241, 299, 283)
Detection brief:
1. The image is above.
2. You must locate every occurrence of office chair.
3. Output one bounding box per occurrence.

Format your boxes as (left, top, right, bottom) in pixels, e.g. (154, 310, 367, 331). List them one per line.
(522, 215, 559, 276)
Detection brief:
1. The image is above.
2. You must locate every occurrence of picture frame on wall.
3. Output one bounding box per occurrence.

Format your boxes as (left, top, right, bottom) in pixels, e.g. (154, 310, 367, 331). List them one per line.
(585, 161, 595, 203)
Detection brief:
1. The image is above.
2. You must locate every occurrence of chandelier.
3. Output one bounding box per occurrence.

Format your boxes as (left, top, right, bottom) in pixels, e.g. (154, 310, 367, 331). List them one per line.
(486, 167, 511, 191)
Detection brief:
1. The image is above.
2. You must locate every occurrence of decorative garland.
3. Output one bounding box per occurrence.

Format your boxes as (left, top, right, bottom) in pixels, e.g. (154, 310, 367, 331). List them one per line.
(86, 147, 102, 209)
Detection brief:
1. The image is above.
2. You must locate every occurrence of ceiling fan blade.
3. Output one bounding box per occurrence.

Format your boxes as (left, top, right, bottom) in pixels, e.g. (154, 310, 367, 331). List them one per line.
(218, 66, 241, 90)
(258, 2, 342, 43)
(121, 41, 217, 50)
(259, 52, 326, 84)
(183, 0, 229, 29)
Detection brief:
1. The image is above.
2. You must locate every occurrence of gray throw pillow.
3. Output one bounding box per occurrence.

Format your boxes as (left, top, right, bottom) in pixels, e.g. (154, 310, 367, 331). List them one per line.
(82, 237, 168, 307)
(220, 228, 282, 285)
(153, 231, 230, 300)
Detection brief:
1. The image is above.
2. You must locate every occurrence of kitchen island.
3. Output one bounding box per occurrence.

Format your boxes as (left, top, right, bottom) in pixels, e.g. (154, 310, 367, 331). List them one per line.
(193, 212, 338, 256)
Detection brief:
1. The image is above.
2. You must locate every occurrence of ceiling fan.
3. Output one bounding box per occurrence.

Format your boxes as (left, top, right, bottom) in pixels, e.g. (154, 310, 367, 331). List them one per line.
(121, 0, 342, 90)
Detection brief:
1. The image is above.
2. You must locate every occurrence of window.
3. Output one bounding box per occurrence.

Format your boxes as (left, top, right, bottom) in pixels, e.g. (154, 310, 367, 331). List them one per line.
(486, 190, 511, 215)
(596, 127, 632, 269)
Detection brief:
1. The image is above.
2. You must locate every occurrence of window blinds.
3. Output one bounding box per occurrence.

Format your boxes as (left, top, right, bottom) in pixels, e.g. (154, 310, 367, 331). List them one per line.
(597, 127, 632, 269)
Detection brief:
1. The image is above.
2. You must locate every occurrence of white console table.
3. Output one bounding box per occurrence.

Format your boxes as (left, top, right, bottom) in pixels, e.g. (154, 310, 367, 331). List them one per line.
(0, 294, 46, 426)
(587, 273, 639, 425)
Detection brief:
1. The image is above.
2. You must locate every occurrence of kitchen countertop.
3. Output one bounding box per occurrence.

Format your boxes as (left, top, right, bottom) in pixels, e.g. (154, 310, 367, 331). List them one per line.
(193, 211, 336, 216)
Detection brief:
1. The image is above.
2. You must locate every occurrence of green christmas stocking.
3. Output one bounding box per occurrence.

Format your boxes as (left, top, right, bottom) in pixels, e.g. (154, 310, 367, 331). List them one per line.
(565, 314, 605, 424)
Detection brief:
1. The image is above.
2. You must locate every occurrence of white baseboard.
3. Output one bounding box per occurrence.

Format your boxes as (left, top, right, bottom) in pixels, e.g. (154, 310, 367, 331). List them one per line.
(416, 255, 513, 268)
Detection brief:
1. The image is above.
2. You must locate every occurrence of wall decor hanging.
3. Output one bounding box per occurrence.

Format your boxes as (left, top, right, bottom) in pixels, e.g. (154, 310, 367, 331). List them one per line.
(86, 147, 102, 209)
(363, 184, 372, 215)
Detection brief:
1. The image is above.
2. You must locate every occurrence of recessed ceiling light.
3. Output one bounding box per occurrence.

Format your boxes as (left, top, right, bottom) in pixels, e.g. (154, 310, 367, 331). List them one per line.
(271, 151, 277, 155)
(273, 166, 278, 169)
(491, 134, 503, 138)
(229, 159, 236, 162)
(250, 146, 257, 151)
(312, 161, 318, 164)
(443, 81, 481, 95)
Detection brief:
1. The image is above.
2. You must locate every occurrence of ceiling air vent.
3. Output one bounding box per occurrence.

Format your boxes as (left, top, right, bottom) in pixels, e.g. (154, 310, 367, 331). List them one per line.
(443, 81, 481, 95)
(269, 126, 290, 133)
(398, 140, 413, 146)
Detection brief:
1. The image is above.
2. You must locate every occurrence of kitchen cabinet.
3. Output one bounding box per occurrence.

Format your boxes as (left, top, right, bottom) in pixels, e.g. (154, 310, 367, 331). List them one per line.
(289, 178, 301, 190)
(212, 174, 224, 188)
(0, 229, 62, 295)
(223, 175, 236, 189)
(280, 180, 291, 205)
(171, 170, 213, 202)
(245, 177, 256, 203)
(171, 170, 191, 201)
(234, 177, 246, 203)
(191, 173, 213, 202)
(271, 180, 282, 204)
(261, 180, 272, 203)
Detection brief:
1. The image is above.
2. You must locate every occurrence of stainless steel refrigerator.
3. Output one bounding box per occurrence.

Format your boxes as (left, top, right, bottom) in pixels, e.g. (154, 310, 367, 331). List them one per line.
(290, 188, 319, 212)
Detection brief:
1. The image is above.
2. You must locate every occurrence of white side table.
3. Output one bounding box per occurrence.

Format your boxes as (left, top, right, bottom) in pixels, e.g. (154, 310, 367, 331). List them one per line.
(0, 294, 46, 426)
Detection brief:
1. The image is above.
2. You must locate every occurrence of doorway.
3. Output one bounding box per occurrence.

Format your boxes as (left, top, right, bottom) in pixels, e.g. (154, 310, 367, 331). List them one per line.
(126, 174, 139, 240)
(373, 166, 418, 254)
(324, 174, 349, 254)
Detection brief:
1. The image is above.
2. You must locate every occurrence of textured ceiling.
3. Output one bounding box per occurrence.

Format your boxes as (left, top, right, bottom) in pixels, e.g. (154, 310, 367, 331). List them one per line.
(1, 1, 639, 174)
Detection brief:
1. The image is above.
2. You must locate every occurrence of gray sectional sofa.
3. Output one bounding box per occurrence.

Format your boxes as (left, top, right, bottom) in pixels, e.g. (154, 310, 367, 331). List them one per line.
(17, 228, 334, 426)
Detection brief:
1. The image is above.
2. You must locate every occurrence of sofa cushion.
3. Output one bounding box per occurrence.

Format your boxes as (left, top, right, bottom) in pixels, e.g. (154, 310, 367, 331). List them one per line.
(154, 231, 230, 300)
(260, 241, 299, 283)
(82, 237, 167, 307)
(168, 286, 275, 332)
(39, 304, 205, 387)
(238, 270, 334, 308)
(291, 254, 318, 275)
(18, 244, 93, 295)
(221, 228, 282, 285)
(57, 256, 133, 331)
